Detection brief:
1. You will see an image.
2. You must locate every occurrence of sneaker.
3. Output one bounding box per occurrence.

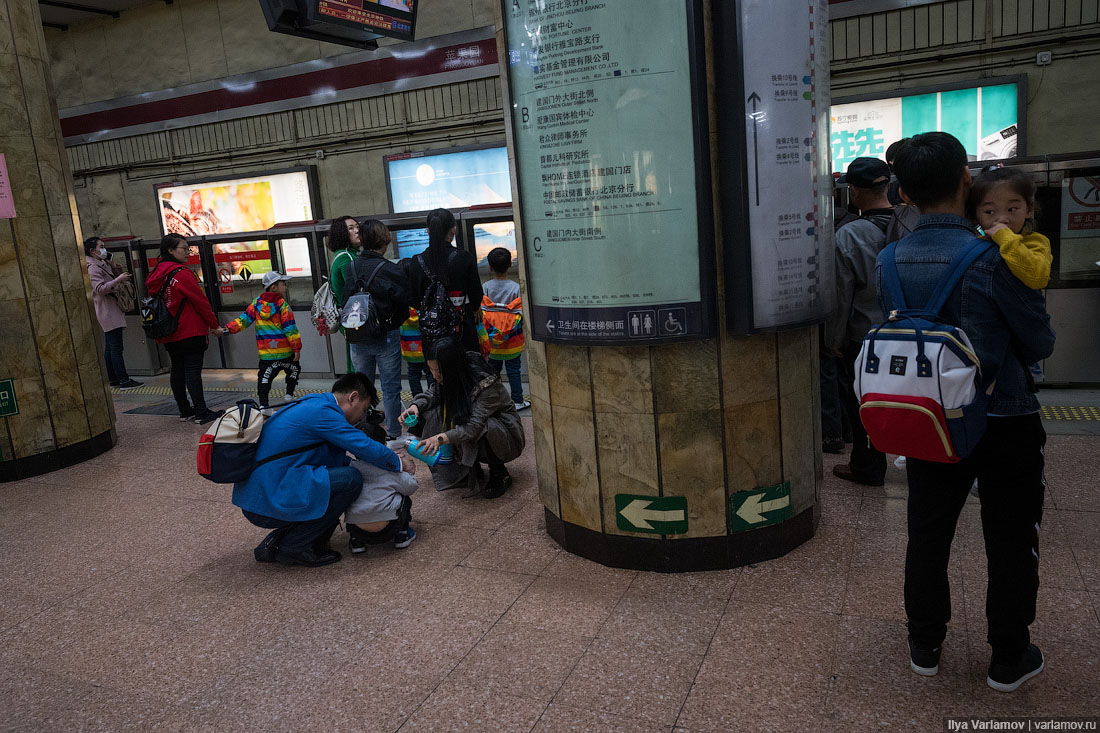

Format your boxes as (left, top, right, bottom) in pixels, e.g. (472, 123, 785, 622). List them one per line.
(822, 436, 845, 454)
(386, 435, 406, 451)
(117, 379, 144, 390)
(179, 411, 195, 422)
(484, 472, 513, 499)
(894, 455, 908, 469)
(191, 410, 220, 425)
(514, 399, 531, 411)
(347, 530, 367, 555)
(908, 637, 942, 676)
(988, 644, 1044, 692)
(394, 527, 416, 549)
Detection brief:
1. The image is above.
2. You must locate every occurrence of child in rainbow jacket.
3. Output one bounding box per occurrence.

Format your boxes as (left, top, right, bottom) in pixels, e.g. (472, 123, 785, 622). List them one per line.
(223, 271, 302, 408)
(481, 248, 529, 410)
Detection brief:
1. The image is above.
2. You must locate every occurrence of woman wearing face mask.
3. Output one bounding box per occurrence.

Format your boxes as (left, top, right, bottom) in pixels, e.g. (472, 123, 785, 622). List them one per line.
(398, 335, 524, 498)
(84, 237, 143, 389)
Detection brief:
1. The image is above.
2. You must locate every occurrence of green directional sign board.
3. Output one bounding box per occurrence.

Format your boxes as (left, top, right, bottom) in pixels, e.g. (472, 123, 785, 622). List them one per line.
(615, 494, 689, 536)
(730, 481, 792, 532)
(0, 379, 17, 417)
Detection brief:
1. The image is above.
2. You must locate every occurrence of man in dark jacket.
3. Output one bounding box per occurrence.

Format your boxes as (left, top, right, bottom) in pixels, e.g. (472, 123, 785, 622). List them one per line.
(828, 157, 895, 487)
(342, 220, 417, 446)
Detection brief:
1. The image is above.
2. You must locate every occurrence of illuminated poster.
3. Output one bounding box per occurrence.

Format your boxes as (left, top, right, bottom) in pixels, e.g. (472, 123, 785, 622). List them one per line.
(1060, 174, 1100, 282)
(386, 147, 511, 214)
(830, 82, 1020, 173)
(504, 0, 712, 344)
(740, 0, 835, 330)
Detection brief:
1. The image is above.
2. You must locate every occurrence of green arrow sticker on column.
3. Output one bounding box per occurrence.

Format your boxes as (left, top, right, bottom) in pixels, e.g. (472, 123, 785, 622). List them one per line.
(0, 379, 17, 417)
(614, 494, 688, 535)
(729, 481, 792, 532)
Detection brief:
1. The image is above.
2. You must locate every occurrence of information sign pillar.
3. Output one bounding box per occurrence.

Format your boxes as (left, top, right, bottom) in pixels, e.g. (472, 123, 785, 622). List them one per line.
(498, 0, 830, 570)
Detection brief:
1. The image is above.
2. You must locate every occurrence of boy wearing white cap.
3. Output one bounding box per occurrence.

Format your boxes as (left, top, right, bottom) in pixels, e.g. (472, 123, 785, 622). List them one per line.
(224, 271, 302, 407)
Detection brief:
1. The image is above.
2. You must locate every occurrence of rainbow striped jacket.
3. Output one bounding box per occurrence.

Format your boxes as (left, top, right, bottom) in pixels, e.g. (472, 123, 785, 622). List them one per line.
(481, 295, 525, 360)
(225, 292, 301, 361)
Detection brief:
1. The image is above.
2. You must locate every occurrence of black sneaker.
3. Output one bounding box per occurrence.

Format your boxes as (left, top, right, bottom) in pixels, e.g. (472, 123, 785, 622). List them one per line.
(179, 411, 195, 422)
(347, 527, 367, 555)
(484, 472, 513, 499)
(117, 379, 144, 390)
(254, 529, 285, 563)
(191, 410, 221, 425)
(988, 644, 1044, 692)
(823, 436, 845, 454)
(394, 527, 416, 549)
(908, 637, 941, 676)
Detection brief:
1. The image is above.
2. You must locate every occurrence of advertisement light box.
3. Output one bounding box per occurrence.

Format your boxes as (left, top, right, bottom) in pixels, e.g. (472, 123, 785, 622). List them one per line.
(386, 146, 511, 214)
(156, 169, 315, 237)
(830, 78, 1024, 174)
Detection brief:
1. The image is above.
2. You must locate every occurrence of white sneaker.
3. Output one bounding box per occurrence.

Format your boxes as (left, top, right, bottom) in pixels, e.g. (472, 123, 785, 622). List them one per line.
(386, 436, 405, 451)
(894, 456, 907, 469)
(514, 400, 531, 411)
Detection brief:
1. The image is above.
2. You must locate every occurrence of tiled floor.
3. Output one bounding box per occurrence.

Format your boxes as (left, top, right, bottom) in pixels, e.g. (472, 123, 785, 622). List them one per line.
(2, 385, 1099, 731)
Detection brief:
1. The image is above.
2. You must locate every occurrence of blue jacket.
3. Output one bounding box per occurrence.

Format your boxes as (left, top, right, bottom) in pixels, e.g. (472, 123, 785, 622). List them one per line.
(232, 393, 401, 521)
(875, 213, 1055, 416)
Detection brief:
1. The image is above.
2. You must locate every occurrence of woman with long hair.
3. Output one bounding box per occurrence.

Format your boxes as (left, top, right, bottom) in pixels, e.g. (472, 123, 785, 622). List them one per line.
(327, 215, 362, 373)
(399, 336, 524, 498)
(404, 208, 484, 353)
(144, 233, 224, 423)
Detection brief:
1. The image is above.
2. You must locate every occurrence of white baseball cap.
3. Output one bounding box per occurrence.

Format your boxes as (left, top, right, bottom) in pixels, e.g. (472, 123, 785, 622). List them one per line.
(262, 271, 292, 288)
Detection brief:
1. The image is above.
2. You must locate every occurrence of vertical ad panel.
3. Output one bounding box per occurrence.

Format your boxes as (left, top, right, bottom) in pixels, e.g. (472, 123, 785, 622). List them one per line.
(740, 0, 834, 331)
(502, 0, 713, 346)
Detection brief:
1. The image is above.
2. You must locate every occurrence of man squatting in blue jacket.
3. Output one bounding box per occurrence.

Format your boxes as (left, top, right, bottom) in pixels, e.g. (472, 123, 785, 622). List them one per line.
(232, 372, 415, 567)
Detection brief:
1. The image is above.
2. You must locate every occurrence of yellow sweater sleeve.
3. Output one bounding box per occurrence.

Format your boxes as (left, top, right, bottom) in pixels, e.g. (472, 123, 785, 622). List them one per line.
(991, 229, 1051, 289)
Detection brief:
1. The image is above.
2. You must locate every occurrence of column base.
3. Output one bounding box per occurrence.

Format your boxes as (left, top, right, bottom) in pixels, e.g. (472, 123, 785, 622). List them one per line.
(545, 505, 818, 572)
(1, 430, 116, 482)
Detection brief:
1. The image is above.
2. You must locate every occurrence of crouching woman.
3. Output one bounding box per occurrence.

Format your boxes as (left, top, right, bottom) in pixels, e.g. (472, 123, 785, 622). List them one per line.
(400, 336, 525, 498)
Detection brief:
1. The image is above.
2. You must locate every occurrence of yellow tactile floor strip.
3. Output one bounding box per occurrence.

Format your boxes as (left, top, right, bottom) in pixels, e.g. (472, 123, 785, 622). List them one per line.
(1040, 405, 1100, 421)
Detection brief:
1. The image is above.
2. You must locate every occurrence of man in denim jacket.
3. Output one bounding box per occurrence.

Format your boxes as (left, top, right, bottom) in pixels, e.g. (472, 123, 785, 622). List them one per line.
(879, 132, 1055, 693)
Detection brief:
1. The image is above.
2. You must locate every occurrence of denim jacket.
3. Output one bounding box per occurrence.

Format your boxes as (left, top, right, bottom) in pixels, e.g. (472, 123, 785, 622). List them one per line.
(875, 213, 1055, 416)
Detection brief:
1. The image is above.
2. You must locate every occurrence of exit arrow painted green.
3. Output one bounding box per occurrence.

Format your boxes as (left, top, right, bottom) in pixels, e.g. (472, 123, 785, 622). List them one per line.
(614, 494, 688, 535)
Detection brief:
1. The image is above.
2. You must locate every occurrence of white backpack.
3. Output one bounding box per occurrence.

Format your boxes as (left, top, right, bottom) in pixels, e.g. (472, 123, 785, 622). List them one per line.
(310, 276, 340, 336)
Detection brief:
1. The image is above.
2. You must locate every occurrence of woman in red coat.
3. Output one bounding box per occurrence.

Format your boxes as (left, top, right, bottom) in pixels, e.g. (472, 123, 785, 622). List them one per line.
(145, 233, 224, 423)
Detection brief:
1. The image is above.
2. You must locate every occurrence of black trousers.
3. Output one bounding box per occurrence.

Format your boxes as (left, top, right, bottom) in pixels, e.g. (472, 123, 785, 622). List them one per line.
(242, 466, 363, 554)
(165, 335, 208, 413)
(905, 414, 1046, 664)
(257, 358, 301, 406)
(839, 340, 887, 482)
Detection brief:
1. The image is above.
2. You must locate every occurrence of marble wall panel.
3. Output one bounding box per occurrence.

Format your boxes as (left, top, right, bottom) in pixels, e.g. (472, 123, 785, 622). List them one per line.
(89, 175, 131, 236)
(0, 297, 40, 379)
(178, 0, 229, 83)
(472, 0, 496, 26)
(44, 28, 80, 108)
(9, 0, 42, 61)
(70, 22, 115, 103)
(595, 410, 659, 538)
(219, 0, 321, 76)
(724, 398, 783, 494)
(0, 2, 12, 55)
(31, 138, 70, 220)
(653, 339, 720, 414)
(415, 1, 474, 42)
(9, 375, 55, 458)
(1, 135, 47, 219)
(102, 4, 191, 98)
(13, 215, 62, 297)
(657, 409, 727, 538)
(0, 220, 21, 302)
(43, 367, 91, 447)
(590, 346, 652, 415)
(0, 414, 12, 463)
(121, 177, 159, 238)
(63, 286, 97, 367)
(778, 330, 817, 515)
(29, 292, 77, 375)
(720, 332, 779, 406)
(0, 54, 30, 137)
(77, 356, 112, 436)
(524, 340, 550, 404)
(52, 215, 85, 291)
(19, 57, 54, 140)
(530, 395, 559, 517)
(777, 328, 814, 395)
(546, 344, 592, 411)
(552, 403, 601, 531)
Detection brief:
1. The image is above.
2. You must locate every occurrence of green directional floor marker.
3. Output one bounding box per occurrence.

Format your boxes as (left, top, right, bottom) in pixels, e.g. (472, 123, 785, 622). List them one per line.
(729, 481, 792, 532)
(615, 494, 689, 535)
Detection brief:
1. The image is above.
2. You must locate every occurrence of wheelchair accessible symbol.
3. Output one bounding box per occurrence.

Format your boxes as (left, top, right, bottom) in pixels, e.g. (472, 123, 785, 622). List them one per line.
(658, 308, 686, 336)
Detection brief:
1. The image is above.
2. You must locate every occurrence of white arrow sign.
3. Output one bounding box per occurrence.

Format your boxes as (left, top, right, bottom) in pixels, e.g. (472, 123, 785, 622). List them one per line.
(546, 319, 555, 333)
(620, 499, 686, 530)
(735, 493, 791, 525)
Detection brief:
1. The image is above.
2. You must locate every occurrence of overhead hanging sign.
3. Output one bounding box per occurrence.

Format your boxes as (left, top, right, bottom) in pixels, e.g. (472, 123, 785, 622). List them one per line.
(503, 0, 715, 345)
(830, 80, 1023, 173)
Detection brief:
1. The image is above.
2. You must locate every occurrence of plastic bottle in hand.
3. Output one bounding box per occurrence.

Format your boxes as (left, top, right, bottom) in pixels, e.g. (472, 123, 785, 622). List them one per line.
(405, 436, 453, 466)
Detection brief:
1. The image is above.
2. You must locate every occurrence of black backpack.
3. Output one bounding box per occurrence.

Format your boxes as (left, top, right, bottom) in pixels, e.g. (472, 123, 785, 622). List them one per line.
(140, 266, 188, 339)
(885, 204, 920, 245)
(416, 251, 462, 342)
(340, 259, 388, 344)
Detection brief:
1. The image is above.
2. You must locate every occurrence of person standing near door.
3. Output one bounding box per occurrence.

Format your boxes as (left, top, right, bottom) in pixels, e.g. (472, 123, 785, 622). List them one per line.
(145, 233, 224, 424)
(327, 216, 362, 374)
(84, 237, 143, 390)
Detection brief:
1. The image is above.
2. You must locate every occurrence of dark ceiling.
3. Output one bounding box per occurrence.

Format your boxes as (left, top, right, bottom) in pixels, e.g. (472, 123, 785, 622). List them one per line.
(39, 0, 163, 31)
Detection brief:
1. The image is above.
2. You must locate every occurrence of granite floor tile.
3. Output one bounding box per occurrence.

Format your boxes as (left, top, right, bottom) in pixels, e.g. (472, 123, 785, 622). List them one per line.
(500, 575, 627, 637)
(963, 637, 1100, 718)
(541, 551, 638, 590)
(818, 491, 862, 528)
(555, 638, 704, 727)
(709, 601, 841, 677)
(963, 580, 1100, 647)
(398, 679, 547, 732)
(842, 565, 965, 623)
(461, 528, 562, 575)
(534, 702, 673, 732)
(624, 569, 740, 617)
(856, 495, 910, 534)
(678, 662, 828, 732)
(731, 528, 853, 613)
(498, 499, 549, 535)
(434, 565, 538, 608)
(0, 664, 95, 728)
(595, 595, 721, 657)
(821, 672, 972, 732)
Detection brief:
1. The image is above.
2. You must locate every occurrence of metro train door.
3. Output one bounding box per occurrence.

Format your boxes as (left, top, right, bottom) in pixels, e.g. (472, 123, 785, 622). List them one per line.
(100, 236, 161, 376)
(135, 236, 216, 368)
(460, 205, 518, 287)
(205, 230, 275, 370)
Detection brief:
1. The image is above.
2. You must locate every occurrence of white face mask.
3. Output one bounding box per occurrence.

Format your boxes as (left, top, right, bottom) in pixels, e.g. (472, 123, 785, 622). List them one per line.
(98, 248, 109, 258)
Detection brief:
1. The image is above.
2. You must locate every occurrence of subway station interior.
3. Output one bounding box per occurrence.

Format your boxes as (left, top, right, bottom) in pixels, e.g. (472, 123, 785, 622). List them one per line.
(1, 0, 1099, 729)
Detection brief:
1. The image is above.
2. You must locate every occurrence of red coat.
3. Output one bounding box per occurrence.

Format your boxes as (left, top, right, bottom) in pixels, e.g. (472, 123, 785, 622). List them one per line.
(145, 260, 220, 343)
